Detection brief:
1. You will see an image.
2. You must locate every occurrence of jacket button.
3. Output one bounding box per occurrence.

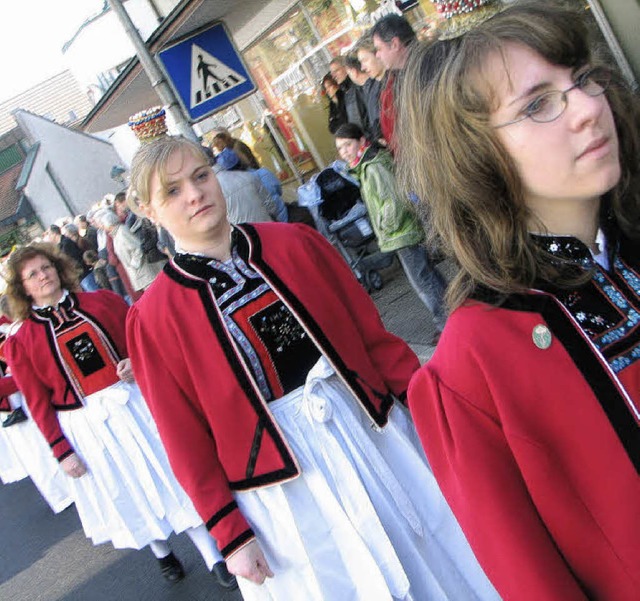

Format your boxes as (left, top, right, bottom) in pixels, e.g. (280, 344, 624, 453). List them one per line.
(532, 324, 552, 349)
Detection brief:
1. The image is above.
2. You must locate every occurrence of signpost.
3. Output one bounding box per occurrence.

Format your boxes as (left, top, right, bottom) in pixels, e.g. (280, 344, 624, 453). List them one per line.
(157, 22, 256, 123)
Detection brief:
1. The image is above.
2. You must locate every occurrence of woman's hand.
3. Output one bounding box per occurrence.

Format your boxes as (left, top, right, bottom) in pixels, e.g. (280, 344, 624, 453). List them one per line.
(226, 540, 274, 585)
(116, 359, 135, 383)
(60, 452, 87, 478)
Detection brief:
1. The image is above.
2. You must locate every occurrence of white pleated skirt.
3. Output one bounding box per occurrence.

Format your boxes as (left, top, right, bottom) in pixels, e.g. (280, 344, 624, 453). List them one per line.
(235, 357, 499, 601)
(1, 394, 72, 513)
(57, 381, 203, 550)
(0, 419, 28, 484)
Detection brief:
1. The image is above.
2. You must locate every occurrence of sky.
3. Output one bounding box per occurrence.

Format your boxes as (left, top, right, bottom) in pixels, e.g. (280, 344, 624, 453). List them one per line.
(0, 0, 105, 101)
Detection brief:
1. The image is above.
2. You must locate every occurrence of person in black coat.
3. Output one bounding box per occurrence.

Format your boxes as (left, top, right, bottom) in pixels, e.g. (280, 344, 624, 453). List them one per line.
(322, 73, 347, 134)
(47, 224, 89, 279)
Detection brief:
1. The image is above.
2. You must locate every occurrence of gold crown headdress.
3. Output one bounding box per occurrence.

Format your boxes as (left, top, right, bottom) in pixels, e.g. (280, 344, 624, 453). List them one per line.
(432, 0, 503, 40)
(128, 106, 168, 143)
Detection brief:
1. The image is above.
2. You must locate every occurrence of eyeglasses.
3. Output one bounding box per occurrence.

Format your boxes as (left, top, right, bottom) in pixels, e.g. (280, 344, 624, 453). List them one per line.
(22, 264, 55, 283)
(494, 68, 611, 129)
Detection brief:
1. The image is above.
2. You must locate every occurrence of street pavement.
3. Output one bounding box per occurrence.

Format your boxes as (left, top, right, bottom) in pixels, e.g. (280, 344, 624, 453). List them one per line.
(0, 263, 441, 601)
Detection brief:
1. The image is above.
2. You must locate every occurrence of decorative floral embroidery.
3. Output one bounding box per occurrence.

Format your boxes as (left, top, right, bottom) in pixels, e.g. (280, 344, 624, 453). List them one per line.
(176, 249, 320, 400)
(533, 234, 640, 373)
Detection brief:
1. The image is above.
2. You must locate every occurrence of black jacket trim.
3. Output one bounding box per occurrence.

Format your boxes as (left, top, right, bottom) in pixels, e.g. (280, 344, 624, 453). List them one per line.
(195, 284, 300, 479)
(236, 223, 394, 427)
(247, 418, 266, 479)
(35, 316, 84, 408)
(30, 292, 119, 410)
(50, 435, 65, 448)
(58, 449, 74, 462)
(500, 292, 640, 473)
(206, 500, 238, 531)
(69, 293, 123, 364)
(164, 258, 300, 482)
(221, 529, 255, 559)
(228, 466, 299, 491)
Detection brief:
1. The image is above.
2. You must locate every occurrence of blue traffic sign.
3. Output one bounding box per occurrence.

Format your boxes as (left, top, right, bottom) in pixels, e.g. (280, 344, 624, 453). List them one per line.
(157, 22, 256, 122)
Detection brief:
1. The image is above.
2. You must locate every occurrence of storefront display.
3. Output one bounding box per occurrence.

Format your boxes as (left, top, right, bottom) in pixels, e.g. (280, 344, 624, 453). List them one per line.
(201, 0, 633, 183)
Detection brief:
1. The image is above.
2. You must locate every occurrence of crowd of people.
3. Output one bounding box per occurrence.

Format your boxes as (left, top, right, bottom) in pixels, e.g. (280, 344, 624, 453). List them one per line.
(0, 1, 638, 600)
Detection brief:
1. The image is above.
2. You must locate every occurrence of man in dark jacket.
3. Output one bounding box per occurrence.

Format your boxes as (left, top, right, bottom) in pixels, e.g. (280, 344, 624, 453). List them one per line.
(330, 57, 367, 133)
(371, 14, 416, 152)
(47, 224, 89, 278)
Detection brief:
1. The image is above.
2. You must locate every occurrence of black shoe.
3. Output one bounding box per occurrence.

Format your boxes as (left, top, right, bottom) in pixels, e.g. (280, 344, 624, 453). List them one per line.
(211, 561, 238, 590)
(2, 407, 28, 428)
(158, 552, 185, 583)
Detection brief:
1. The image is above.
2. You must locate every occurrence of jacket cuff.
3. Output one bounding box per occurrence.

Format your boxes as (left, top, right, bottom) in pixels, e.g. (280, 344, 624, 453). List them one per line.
(51, 436, 73, 461)
(206, 500, 254, 558)
(221, 529, 256, 559)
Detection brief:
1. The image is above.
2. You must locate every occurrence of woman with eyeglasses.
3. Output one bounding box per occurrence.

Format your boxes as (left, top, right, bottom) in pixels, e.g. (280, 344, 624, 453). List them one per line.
(2, 243, 237, 588)
(397, 1, 640, 600)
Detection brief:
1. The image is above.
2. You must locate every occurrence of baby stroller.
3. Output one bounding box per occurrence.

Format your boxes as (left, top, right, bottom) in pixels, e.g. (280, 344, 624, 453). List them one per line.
(298, 161, 392, 292)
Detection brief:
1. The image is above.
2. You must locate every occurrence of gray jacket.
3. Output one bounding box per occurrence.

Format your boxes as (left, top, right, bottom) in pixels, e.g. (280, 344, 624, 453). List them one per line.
(214, 167, 275, 224)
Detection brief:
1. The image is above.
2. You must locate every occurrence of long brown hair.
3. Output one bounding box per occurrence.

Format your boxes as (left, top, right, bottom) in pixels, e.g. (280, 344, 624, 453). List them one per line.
(5, 243, 82, 320)
(397, 0, 640, 309)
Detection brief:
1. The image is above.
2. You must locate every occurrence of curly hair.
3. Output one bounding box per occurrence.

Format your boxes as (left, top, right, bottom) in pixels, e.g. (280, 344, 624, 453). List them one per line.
(396, 0, 640, 310)
(5, 242, 82, 321)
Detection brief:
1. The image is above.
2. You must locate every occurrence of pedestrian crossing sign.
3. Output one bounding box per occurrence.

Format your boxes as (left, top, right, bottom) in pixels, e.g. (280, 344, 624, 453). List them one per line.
(157, 22, 256, 122)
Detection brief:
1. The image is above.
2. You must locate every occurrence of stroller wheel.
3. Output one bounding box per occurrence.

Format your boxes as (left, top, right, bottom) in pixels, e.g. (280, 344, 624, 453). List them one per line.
(365, 269, 383, 292)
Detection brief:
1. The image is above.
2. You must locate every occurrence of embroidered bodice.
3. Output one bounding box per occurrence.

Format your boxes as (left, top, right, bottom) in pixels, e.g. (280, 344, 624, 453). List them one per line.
(532, 233, 640, 374)
(174, 249, 321, 402)
(31, 292, 121, 398)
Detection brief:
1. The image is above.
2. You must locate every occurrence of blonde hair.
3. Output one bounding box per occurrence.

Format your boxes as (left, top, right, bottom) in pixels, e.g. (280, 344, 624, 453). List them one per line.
(5, 243, 82, 320)
(127, 136, 209, 213)
(397, 0, 640, 309)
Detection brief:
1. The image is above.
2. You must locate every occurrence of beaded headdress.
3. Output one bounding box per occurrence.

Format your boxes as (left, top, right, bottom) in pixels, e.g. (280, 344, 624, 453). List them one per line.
(128, 106, 168, 143)
(432, 0, 503, 40)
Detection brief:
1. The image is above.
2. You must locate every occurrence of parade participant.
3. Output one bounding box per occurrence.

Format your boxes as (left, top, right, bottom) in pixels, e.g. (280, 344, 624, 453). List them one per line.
(335, 123, 447, 335)
(398, 1, 640, 599)
(3, 243, 237, 589)
(0, 298, 72, 513)
(125, 135, 498, 600)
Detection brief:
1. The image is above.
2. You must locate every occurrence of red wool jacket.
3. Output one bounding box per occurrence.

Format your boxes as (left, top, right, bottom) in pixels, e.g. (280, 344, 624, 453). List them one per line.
(127, 222, 419, 558)
(5, 290, 129, 461)
(409, 295, 640, 601)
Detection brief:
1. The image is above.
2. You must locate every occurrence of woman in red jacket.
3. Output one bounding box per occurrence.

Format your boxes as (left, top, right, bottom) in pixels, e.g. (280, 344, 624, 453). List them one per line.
(125, 135, 498, 600)
(3, 243, 235, 588)
(397, 1, 640, 599)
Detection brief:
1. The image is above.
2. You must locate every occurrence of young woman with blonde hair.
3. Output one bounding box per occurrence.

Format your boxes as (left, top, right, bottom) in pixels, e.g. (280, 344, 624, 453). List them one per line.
(398, 1, 640, 599)
(124, 134, 499, 600)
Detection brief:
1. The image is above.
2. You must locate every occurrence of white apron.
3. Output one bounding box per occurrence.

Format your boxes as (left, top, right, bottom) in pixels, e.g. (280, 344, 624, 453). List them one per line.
(235, 357, 499, 601)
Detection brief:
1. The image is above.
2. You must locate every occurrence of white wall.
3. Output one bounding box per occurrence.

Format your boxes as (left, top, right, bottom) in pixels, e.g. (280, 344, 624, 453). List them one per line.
(23, 151, 71, 226)
(15, 111, 124, 225)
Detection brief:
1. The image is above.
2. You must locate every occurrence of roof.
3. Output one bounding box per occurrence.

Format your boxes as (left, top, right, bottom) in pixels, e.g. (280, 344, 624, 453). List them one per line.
(0, 70, 93, 137)
(0, 163, 24, 221)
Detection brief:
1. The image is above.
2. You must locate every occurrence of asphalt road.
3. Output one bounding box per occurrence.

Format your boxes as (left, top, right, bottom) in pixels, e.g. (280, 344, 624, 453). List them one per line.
(0, 263, 441, 601)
